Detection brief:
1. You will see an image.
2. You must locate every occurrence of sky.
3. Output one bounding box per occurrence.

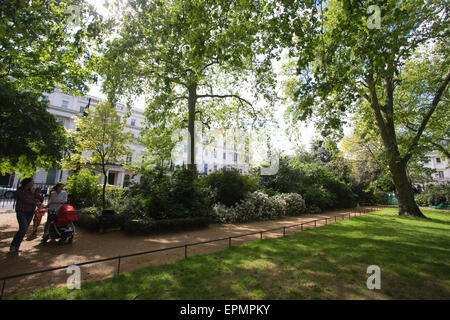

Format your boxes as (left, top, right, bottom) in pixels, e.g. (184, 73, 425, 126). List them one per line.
(85, 0, 342, 155)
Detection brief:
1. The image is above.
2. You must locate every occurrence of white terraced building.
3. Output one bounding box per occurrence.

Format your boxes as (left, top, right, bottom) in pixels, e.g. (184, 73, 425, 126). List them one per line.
(423, 152, 450, 185)
(1, 90, 252, 189)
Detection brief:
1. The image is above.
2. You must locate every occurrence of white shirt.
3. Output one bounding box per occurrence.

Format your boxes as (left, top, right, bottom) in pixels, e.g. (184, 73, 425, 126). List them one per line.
(47, 190, 68, 213)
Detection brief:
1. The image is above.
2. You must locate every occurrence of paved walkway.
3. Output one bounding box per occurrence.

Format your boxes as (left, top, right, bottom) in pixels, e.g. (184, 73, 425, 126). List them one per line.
(0, 207, 375, 297)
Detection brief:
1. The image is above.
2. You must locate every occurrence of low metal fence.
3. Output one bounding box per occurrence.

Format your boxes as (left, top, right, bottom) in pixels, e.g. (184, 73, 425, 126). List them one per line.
(0, 184, 51, 209)
(0, 206, 384, 299)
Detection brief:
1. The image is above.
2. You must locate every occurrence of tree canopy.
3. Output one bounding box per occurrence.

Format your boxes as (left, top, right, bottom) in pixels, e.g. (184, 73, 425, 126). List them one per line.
(284, 0, 449, 216)
(99, 0, 280, 169)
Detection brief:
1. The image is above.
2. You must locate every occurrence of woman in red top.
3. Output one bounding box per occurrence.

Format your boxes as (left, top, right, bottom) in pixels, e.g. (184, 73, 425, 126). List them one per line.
(10, 178, 42, 252)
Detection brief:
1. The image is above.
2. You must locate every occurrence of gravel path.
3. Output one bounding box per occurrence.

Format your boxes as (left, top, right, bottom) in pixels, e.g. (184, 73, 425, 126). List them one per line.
(0, 207, 371, 297)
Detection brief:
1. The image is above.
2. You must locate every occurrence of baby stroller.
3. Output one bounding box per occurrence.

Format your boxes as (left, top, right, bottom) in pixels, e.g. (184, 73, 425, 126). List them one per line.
(44, 205, 78, 244)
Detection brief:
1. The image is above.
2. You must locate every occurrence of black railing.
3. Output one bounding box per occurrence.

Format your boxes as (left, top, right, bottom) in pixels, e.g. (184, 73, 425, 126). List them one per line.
(0, 184, 52, 209)
(0, 206, 383, 299)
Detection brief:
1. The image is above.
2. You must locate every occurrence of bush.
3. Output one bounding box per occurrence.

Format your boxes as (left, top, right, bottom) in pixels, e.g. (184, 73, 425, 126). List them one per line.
(415, 194, 429, 207)
(65, 169, 101, 209)
(211, 191, 307, 223)
(415, 184, 450, 207)
(273, 193, 306, 216)
(306, 205, 322, 214)
(75, 207, 100, 231)
(123, 217, 211, 235)
(202, 168, 258, 207)
(122, 166, 210, 220)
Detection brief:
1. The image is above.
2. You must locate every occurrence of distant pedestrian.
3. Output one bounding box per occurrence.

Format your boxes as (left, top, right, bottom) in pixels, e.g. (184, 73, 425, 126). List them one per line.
(10, 178, 41, 252)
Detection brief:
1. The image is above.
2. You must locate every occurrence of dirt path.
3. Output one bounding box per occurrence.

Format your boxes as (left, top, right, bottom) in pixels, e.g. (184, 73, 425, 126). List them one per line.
(0, 208, 373, 297)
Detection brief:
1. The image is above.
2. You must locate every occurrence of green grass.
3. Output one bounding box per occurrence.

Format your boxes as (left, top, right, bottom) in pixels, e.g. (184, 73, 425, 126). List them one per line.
(11, 208, 450, 299)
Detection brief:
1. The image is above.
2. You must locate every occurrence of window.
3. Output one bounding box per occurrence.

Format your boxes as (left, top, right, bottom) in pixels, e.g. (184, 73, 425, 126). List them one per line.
(131, 119, 136, 126)
(436, 157, 441, 163)
(213, 149, 217, 158)
(233, 153, 238, 162)
(126, 155, 132, 165)
(79, 106, 85, 114)
(61, 100, 69, 108)
(223, 152, 226, 160)
(41, 96, 49, 103)
(214, 165, 217, 171)
(437, 171, 444, 179)
(245, 156, 249, 163)
(56, 118, 65, 127)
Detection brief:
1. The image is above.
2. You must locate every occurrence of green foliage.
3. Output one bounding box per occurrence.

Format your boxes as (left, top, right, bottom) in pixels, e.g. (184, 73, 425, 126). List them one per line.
(415, 184, 450, 207)
(123, 167, 210, 220)
(0, 80, 68, 176)
(0, 0, 102, 94)
(66, 101, 132, 209)
(202, 168, 258, 207)
(123, 217, 211, 235)
(260, 156, 356, 210)
(65, 169, 101, 209)
(211, 191, 306, 223)
(75, 207, 100, 232)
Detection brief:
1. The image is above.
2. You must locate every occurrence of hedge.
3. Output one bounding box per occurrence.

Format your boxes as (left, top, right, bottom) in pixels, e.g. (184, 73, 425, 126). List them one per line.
(123, 217, 211, 235)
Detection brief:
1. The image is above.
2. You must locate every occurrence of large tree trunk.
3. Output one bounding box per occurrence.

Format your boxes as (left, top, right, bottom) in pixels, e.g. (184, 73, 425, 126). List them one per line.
(187, 83, 197, 172)
(367, 75, 425, 217)
(387, 157, 424, 217)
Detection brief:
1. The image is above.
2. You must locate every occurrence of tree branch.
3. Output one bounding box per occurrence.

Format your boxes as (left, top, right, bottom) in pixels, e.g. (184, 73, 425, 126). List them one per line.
(403, 70, 450, 163)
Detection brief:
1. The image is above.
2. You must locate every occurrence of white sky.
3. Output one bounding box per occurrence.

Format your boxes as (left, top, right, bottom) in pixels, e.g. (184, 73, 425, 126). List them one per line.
(85, 0, 352, 154)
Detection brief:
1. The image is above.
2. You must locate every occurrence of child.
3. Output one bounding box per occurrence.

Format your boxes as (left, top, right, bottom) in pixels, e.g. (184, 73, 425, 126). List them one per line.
(31, 188, 46, 235)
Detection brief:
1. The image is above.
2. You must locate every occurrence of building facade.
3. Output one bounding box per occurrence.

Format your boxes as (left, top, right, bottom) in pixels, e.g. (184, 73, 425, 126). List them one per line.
(3, 90, 252, 189)
(423, 152, 450, 185)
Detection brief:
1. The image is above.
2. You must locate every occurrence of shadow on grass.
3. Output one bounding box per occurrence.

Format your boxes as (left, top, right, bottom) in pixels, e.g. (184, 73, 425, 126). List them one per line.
(11, 209, 450, 300)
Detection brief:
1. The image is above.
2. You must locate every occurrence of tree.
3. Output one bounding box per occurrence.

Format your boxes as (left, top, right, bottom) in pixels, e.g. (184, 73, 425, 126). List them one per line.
(67, 102, 132, 209)
(99, 0, 277, 172)
(0, 0, 103, 174)
(0, 0, 102, 94)
(284, 0, 449, 217)
(0, 79, 68, 176)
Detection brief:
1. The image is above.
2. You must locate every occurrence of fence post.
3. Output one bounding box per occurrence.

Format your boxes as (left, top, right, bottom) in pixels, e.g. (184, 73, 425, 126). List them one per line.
(260, 231, 263, 240)
(117, 257, 121, 275)
(184, 245, 187, 258)
(314, 220, 316, 227)
(301, 224, 303, 231)
(335, 216, 337, 222)
(1, 279, 5, 300)
(229, 237, 231, 248)
(283, 227, 286, 236)
(325, 218, 328, 224)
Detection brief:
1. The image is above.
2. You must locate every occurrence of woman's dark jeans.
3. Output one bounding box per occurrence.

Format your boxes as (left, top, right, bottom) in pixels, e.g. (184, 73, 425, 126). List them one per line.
(10, 211, 34, 250)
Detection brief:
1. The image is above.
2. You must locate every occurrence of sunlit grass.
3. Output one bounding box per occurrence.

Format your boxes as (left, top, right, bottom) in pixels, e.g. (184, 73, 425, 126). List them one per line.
(11, 208, 450, 300)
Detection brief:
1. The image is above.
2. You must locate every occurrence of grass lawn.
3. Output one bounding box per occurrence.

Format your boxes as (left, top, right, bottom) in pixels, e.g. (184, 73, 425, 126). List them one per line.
(11, 208, 450, 300)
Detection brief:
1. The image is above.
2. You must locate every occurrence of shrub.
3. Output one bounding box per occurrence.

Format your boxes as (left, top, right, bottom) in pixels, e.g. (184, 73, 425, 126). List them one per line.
(75, 207, 100, 231)
(415, 194, 428, 207)
(306, 205, 322, 214)
(211, 191, 306, 223)
(202, 168, 258, 207)
(123, 217, 211, 235)
(123, 166, 210, 220)
(65, 169, 101, 209)
(273, 193, 306, 216)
